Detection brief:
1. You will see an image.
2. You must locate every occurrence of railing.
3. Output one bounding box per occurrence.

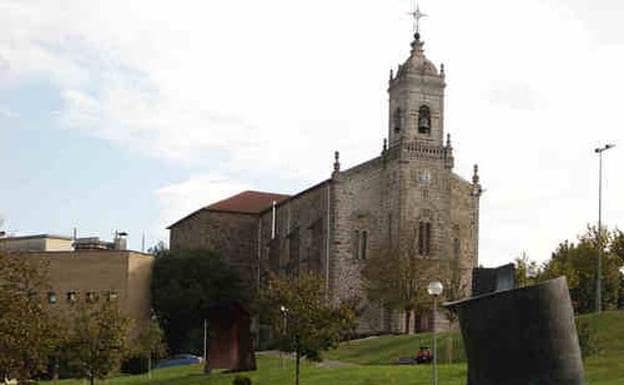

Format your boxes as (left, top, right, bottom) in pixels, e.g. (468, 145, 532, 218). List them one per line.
(401, 141, 453, 164)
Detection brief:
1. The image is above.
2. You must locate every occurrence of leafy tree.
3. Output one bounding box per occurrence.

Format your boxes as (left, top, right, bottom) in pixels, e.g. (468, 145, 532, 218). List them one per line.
(64, 301, 132, 385)
(540, 227, 623, 314)
(439, 251, 470, 328)
(147, 241, 169, 258)
(0, 252, 66, 383)
(514, 251, 540, 288)
(362, 242, 444, 333)
(151, 249, 248, 354)
(258, 273, 355, 385)
(135, 319, 167, 361)
(123, 319, 167, 374)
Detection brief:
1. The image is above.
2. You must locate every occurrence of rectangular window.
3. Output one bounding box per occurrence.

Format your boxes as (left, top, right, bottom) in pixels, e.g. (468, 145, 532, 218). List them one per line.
(107, 291, 118, 302)
(361, 231, 368, 260)
(67, 291, 77, 303)
(418, 222, 432, 256)
(425, 223, 432, 256)
(48, 291, 57, 304)
(454, 238, 461, 260)
(418, 222, 425, 255)
(86, 292, 98, 304)
(288, 228, 300, 275)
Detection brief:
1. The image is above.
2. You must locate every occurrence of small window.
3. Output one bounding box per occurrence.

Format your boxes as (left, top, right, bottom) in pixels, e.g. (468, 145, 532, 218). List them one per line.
(67, 291, 78, 303)
(107, 291, 118, 302)
(86, 292, 98, 304)
(48, 292, 57, 304)
(418, 105, 431, 134)
(360, 231, 368, 260)
(393, 107, 403, 132)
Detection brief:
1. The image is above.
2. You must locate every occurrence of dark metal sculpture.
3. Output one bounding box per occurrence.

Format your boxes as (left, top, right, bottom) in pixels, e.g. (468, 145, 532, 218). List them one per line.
(472, 263, 516, 296)
(445, 277, 584, 385)
(205, 302, 256, 372)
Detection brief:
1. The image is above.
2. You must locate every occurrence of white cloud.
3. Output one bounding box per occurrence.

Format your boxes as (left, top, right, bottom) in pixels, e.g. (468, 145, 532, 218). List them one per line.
(2, 0, 624, 265)
(155, 173, 252, 232)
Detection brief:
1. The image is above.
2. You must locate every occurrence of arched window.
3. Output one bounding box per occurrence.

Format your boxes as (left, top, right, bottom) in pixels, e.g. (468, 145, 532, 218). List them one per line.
(418, 221, 432, 256)
(393, 107, 403, 132)
(353, 229, 368, 260)
(418, 105, 431, 134)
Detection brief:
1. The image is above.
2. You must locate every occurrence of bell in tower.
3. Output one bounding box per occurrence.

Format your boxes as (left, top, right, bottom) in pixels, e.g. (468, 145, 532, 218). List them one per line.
(387, 17, 446, 146)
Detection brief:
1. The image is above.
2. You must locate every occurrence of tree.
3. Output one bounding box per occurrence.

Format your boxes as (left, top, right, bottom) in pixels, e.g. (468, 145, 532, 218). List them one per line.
(362, 242, 444, 333)
(258, 273, 355, 385)
(439, 251, 470, 328)
(64, 301, 132, 385)
(147, 241, 169, 258)
(0, 252, 66, 383)
(514, 251, 540, 288)
(539, 227, 623, 314)
(151, 249, 249, 354)
(123, 319, 167, 374)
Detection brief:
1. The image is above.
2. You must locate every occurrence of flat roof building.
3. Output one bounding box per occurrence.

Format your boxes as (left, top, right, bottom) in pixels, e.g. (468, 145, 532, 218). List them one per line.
(0, 234, 74, 252)
(1, 234, 153, 338)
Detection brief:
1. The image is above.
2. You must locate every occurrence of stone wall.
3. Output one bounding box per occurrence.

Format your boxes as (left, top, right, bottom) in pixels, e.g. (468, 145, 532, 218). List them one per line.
(331, 155, 396, 333)
(450, 174, 479, 294)
(169, 210, 259, 285)
(257, 181, 331, 286)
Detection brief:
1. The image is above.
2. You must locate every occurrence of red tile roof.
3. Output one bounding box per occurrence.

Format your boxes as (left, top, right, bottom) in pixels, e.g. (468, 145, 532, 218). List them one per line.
(206, 190, 290, 214)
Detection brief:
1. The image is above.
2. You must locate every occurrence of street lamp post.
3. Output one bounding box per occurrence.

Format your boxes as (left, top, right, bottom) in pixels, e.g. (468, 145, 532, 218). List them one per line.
(594, 144, 615, 314)
(427, 281, 444, 385)
(280, 305, 288, 369)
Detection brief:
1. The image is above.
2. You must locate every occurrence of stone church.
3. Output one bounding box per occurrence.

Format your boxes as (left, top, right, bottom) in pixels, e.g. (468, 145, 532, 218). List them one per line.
(168, 31, 483, 334)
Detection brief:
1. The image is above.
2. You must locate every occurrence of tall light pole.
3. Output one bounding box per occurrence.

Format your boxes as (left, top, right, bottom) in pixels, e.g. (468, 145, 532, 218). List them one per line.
(280, 305, 288, 369)
(427, 281, 444, 385)
(594, 143, 615, 314)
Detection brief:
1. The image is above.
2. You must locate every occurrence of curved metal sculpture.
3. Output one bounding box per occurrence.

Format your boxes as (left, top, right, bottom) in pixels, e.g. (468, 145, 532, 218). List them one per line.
(445, 277, 584, 385)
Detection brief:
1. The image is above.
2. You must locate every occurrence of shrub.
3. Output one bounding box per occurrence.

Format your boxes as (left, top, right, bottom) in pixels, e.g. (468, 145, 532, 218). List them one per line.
(232, 375, 252, 385)
(575, 318, 598, 359)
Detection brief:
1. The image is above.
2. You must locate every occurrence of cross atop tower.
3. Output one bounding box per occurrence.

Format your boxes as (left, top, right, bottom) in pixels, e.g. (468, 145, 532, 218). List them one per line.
(407, 2, 427, 35)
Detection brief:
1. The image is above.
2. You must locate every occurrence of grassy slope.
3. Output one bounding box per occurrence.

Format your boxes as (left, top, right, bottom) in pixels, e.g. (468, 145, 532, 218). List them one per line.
(579, 311, 624, 385)
(49, 311, 624, 385)
(324, 332, 466, 365)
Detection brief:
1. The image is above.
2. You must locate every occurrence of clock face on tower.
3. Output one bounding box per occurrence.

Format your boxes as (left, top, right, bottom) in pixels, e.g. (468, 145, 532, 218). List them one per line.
(419, 170, 431, 185)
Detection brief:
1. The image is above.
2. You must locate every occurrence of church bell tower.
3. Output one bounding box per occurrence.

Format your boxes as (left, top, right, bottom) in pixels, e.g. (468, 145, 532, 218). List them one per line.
(388, 32, 446, 146)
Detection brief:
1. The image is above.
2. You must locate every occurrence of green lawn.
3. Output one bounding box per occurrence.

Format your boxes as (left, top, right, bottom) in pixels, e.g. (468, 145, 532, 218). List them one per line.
(48, 310, 624, 385)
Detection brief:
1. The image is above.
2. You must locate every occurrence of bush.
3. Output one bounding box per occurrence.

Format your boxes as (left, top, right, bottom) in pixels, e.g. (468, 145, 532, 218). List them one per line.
(576, 318, 598, 359)
(232, 375, 252, 385)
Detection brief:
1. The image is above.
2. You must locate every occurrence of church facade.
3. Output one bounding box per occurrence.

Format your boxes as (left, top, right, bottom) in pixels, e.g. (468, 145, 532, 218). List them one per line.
(168, 32, 482, 333)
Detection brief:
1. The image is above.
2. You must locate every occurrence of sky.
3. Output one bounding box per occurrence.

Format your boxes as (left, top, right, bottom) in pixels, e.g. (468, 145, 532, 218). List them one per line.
(0, 0, 622, 266)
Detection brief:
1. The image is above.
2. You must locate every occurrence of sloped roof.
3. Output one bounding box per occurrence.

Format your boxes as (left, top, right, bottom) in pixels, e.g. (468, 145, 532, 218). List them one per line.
(206, 190, 290, 214)
(167, 190, 289, 229)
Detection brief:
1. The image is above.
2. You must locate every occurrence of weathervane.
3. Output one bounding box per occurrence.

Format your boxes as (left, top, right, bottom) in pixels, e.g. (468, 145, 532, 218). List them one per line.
(407, 2, 427, 34)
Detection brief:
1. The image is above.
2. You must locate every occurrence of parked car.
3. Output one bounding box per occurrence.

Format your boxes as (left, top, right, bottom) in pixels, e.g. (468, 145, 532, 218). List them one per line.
(415, 346, 433, 364)
(154, 354, 203, 369)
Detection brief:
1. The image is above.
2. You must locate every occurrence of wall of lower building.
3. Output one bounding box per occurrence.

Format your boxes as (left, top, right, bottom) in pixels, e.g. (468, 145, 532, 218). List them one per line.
(257, 182, 330, 283)
(169, 210, 259, 285)
(126, 252, 155, 337)
(22, 250, 154, 338)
